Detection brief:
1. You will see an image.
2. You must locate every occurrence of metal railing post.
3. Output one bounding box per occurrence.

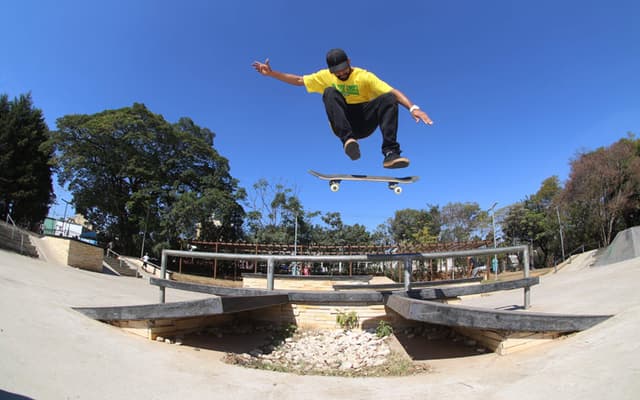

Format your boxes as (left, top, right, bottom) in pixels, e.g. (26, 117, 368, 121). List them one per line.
(404, 257, 413, 292)
(159, 252, 167, 303)
(267, 258, 274, 290)
(523, 245, 531, 309)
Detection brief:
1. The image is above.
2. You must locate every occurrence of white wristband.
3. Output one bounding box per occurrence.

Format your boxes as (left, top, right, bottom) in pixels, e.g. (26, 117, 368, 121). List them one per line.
(409, 105, 420, 113)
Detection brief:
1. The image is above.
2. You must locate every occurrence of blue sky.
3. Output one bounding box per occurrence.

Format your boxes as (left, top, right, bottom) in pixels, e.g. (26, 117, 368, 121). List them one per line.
(3, 0, 639, 230)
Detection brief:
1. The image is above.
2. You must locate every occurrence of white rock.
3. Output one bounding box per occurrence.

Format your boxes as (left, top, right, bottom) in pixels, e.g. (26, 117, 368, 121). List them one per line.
(340, 361, 353, 370)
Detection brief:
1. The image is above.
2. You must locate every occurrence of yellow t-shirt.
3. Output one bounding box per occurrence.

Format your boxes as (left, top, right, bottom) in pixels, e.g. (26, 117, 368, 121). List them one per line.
(303, 67, 393, 104)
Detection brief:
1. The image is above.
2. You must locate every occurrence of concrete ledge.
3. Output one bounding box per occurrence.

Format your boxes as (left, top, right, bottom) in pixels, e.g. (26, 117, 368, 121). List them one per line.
(73, 294, 289, 321)
(405, 277, 539, 300)
(386, 294, 611, 332)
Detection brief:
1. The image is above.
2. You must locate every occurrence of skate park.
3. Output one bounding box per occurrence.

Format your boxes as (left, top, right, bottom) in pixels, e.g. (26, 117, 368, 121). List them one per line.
(1, 222, 639, 399)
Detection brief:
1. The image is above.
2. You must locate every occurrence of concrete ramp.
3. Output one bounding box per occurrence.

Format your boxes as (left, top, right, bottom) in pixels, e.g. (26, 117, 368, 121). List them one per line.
(554, 250, 597, 273)
(595, 226, 640, 266)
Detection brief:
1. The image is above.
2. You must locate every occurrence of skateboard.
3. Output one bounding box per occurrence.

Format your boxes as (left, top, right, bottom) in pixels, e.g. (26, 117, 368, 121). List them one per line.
(308, 170, 419, 194)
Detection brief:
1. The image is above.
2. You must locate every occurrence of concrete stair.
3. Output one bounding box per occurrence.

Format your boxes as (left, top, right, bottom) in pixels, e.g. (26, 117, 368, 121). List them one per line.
(103, 253, 139, 277)
(0, 220, 38, 258)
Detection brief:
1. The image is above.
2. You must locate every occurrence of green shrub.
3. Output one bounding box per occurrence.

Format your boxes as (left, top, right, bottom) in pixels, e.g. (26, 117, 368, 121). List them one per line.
(376, 320, 394, 338)
(336, 311, 359, 330)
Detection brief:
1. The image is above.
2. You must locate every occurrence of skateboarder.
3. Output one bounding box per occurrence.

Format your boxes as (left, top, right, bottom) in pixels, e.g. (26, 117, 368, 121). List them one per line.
(252, 48, 433, 169)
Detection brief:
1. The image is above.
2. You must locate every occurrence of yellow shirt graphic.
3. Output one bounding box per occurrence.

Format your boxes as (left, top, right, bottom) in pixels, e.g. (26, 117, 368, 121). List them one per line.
(303, 67, 393, 104)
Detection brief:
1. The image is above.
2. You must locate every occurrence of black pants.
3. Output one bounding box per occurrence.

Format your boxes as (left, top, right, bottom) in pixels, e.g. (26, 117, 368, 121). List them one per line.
(322, 87, 400, 155)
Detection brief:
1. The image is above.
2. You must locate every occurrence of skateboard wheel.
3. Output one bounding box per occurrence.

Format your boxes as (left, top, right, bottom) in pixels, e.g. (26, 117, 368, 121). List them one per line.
(388, 183, 402, 194)
(330, 182, 340, 192)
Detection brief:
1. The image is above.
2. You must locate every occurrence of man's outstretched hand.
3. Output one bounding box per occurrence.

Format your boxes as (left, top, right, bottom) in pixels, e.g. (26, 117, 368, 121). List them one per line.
(252, 58, 272, 76)
(412, 109, 433, 125)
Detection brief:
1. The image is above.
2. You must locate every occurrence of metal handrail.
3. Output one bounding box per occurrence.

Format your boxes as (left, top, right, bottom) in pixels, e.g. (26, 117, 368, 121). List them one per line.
(566, 244, 587, 261)
(5, 213, 16, 240)
(2, 214, 26, 254)
(140, 258, 162, 275)
(160, 245, 531, 307)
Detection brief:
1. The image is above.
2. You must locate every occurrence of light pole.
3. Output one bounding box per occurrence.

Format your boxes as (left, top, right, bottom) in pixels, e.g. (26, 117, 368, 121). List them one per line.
(488, 202, 498, 280)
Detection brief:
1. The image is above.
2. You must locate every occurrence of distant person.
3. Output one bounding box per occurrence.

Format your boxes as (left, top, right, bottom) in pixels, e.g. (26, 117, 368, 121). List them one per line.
(142, 253, 149, 267)
(252, 48, 433, 168)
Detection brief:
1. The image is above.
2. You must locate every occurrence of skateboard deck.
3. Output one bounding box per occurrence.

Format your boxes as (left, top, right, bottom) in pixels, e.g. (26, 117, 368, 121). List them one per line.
(309, 170, 419, 194)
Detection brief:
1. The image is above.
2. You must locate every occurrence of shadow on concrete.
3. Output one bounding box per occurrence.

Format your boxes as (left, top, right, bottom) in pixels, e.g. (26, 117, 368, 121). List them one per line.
(180, 332, 272, 354)
(0, 389, 34, 400)
(394, 332, 484, 360)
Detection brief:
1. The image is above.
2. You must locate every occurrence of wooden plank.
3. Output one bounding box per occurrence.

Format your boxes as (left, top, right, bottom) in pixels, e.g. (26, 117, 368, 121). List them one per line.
(500, 335, 559, 355)
(406, 277, 540, 300)
(385, 295, 611, 332)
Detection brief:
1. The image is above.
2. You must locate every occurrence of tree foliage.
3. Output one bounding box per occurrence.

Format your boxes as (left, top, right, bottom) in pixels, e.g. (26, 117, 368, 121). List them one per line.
(50, 103, 244, 255)
(244, 179, 317, 244)
(504, 134, 640, 265)
(387, 207, 440, 245)
(0, 93, 54, 228)
(243, 179, 371, 246)
(313, 212, 371, 246)
(503, 176, 563, 266)
(439, 202, 485, 242)
(561, 134, 640, 247)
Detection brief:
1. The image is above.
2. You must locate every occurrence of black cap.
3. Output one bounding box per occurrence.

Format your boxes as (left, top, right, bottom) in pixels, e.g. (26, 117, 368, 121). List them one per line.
(326, 48, 349, 73)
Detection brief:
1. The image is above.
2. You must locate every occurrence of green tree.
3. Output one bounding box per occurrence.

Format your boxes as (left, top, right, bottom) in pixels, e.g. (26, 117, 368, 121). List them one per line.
(314, 212, 371, 246)
(244, 179, 317, 244)
(387, 206, 440, 245)
(439, 202, 483, 242)
(503, 176, 563, 266)
(0, 93, 54, 229)
(371, 223, 393, 246)
(51, 103, 244, 255)
(561, 135, 640, 247)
